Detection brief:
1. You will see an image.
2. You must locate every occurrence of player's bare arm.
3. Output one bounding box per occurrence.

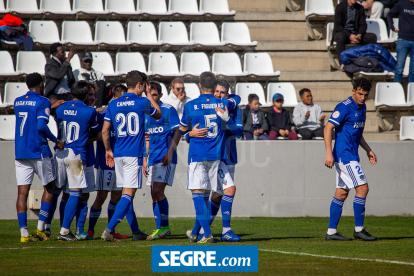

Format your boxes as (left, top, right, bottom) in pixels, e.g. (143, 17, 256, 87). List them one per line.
(360, 136, 377, 165)
(56, 140, 64, 151)
(145, 82, 162, 120)
(102, 121, 114, 168)
(324, 122, 336, 169)
(161, 129, 181, 166)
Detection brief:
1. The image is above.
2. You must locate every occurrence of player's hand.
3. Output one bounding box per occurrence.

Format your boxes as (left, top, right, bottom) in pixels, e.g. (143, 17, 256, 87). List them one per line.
(56, 140, 64, 151)
(106, 150, 114, 168)
(143, 158, 148, 178)
(253, 130, 259, 136)
(161, 150, 173, 166)
(258, 129, 264, 135)
(51, 99, 65, 110)
(96, 106, 107, 113)
(215, 106, 229, 122)
(305, 111, 311, 119)
(394, 28, 399, 33)
(189, 123, 208, 138)
(145, 81, 151, 97)
(319, 114, 325, 121)
(145, 132, 149, 142)
(325, 153, 335, 169)
(367, 150, 377, 165)
(66, 49, 75, 62)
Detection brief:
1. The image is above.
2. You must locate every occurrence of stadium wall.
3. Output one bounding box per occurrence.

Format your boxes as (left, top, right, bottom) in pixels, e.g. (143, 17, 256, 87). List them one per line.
(0, 141, 413, 220)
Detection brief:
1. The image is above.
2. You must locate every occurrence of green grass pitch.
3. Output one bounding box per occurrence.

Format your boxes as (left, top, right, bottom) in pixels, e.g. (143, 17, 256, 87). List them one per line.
(0, 216, 413, 275)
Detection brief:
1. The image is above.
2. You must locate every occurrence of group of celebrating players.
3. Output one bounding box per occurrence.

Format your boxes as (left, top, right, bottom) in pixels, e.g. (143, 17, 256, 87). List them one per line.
(14, 68, 378, 244)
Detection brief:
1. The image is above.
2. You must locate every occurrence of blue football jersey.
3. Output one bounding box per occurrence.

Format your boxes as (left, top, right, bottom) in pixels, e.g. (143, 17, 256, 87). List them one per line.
(180, 94, 238, 162)
(328, 97, 366, 163)
(145, 102, 180, 167)
(96, 109, 116, 170)
(85, 142, 95, 167)
(224, 105, 243, 165)
(14, 91, 53, 160)
(104, 93, 156, 158)
(56, 100, 99, 161)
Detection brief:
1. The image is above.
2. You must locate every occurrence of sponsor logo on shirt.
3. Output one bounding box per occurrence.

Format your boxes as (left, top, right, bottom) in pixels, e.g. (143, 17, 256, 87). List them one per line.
(353, 122, 365, 128)
(148, 127, 165, 134)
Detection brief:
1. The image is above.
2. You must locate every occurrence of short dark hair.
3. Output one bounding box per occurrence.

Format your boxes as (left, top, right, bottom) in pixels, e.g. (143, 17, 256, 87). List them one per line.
(87, 81, 98, 92)
(125, 70, 147, 90)
(299, 88, 311, 97)
(199, 71, 217, 92)
(26, 73, 43, 89)
(150, 81, 162, 95)
(171, 78, 184, 87)
(112, 84, 127, 98)
(353, 78, 372, 92)
(50, 42, 63, 56)
(248, 93, 259, 103)
(216, 79, 230, 93)
(71, 80, 90, 101)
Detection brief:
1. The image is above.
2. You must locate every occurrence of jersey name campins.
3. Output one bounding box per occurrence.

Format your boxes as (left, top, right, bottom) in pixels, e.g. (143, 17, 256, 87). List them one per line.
(117, 101, 135, 107)
(15, 100, 36, 106)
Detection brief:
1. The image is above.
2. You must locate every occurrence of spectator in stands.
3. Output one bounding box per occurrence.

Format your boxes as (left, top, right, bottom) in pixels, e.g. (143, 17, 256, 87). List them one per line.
(162, 78, 191, 119)
(333, 0, 378, 61)
(44, 43, 75, 103)
(73, 52, 107, 108)
(361, 0, 384, 19)
(387, 0, 414, 84)
(268, 93, 298, 140)
(293, 88, 325, 140)
(242, 94, 269, 140)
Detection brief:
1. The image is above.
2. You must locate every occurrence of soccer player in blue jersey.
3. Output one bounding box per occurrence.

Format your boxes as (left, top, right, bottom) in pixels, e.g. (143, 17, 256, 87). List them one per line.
(55, 80, 99, 241)
(180, 72, 240, 244)
(324, 78, 378, 241)
(14, 73, 64, 242)
(143, 81, 181, 240)
(100, 71, 162, 242)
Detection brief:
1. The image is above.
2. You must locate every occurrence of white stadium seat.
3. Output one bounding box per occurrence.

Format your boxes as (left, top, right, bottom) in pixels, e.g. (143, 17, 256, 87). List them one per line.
(212, 53, 247, 77)
(3, 82, 27, 105)
(127, 21, 161, 46)
(0, 0, 9, 13)
(148, 52, 183, 77)
(399, 116, 414, 140)
(95, 21, 128, 46)
(189, 22, 224, 46)
(7, 0, 41, 14)
(158, 22, 193, 46)
(221, 22, 257, 47)
(243, 53, 281, 78)
(267, 83, 298, 108)
(389, 18, 399, 42)
(183, 83, 201, 100)
(115, 52, 147, 76)
(73, 0, 107, 14)
(0, 115, 16, 140)
(199, 0, 235, 16)
(137, 0, 168, 15)
(105, 0, 137, 14)
(366, 19, 394, 43)
(61, 21, 96, 46)
(16, 51, 46, 76)
(29, 21, 60, 45)
(305, 0, 334, 40)
(236, 83, 270, 107)
(168, 0, 202, 15)
(160, 83, 169, 102)
(0, 51, 19, 76)
(89, 52, 117, 77)
(40, 0, 74, 15)
(408, 83, 414, 105)
(180, 52, 210, 76)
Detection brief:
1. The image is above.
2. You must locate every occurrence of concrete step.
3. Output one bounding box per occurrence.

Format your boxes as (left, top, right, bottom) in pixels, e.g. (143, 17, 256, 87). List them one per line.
(235, 11, 305, 21)
(290, 82, 353, 102)
(246, 22, 309, 41)
(364, 131, 400, 141)
(279, 71, 350, 82)
(229, 0, 287, 12)
(269, 52, 332, 72)
(257, 40, 327, 51)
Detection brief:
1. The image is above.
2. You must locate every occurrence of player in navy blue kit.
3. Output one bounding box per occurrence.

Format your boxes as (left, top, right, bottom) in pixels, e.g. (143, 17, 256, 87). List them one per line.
(143, 81, 181, 240)
(101, 71, 162, 242)
(324, 78, 378, 241)
(180, 72, 240, 244)
(55, 81, 99, 241)
(14, 73, 64, 242)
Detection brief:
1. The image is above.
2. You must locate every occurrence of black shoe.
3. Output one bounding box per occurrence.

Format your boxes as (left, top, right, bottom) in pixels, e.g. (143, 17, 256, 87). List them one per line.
(326, 232, 353, 241)
(58, 232, 78, 241)
(132, 230, 148, 241)
(45, 228, 51, 238)
(353, 228, 377, 241)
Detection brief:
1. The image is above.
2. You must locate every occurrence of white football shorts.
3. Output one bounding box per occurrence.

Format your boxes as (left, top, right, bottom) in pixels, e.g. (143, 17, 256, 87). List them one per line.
(146, 163, 176, 186)
(214, 162, 236, 195)
(82, 166, 96, 193)
(187, 160, 222, 192)
(15, 156, 56, 186)
(335, 161, 368, 190)
(114, 157, 143, 189)
(55, 148, 87, 190)
(96, 168, 120, 191)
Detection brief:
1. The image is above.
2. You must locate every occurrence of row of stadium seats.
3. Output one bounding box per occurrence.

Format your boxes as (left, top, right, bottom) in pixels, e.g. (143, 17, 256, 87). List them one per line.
(0, 0, 235, 16)
(0, 51, 281, 80)
(1, 21, 256, 48)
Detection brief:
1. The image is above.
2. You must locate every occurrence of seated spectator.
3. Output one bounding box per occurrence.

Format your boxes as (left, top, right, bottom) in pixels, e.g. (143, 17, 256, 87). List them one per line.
(268, 93, 298, 140)
(44, 43, 75, 103)
(242, 94, 269, 140)
(293, 89, 325, 140)
(73, 52, 107, 108)
(162, 78, 191, 119)
(333, 0, 377, 61)
(361, 0, 384, 19)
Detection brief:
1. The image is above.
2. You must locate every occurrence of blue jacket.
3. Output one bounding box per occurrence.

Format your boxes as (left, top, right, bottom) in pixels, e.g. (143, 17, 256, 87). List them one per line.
(339, 44, 396, 72)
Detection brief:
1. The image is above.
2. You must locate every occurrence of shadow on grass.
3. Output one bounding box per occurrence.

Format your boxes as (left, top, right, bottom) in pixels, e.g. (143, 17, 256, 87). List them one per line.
(378, 236, 414, 240)
(242, 236, 316, 242)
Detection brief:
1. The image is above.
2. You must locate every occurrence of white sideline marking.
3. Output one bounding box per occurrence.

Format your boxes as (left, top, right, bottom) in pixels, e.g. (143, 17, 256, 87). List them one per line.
(0, 245, 152, 250)
(259, 249, 414, 266)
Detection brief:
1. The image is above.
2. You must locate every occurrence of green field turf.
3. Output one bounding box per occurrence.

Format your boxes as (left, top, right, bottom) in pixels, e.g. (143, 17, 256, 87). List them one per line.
(0, 216, 413, 275)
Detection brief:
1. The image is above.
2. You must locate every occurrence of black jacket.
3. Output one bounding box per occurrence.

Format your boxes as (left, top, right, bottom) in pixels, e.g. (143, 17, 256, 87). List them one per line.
(44, 58, 75, 98)
(242, 106, 269, 134)
(267, 107, 293, 132)
(333, 1, 367, 43)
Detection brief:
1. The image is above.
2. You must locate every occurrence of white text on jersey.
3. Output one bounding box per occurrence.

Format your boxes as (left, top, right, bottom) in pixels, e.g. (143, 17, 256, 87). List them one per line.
(64, 110, 77, 116)
(200, 103, 224, 109)
(117, 101, 135, 107)
(15, 101, 36, 106)
(148, 127, 164, 134)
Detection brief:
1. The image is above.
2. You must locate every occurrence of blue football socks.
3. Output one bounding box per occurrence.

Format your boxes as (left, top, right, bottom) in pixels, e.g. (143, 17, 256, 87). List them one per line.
(107, 194, 132, 232)
(61, 191, 81, 230)
(221, 195, 234, 232)
(328, 197, 344, 230)
(152, 202, 161, 229)
(76, 200, 88, 234)
(353, 196, 366, 229)
(107, 200, 116, 223)
(126, 202, 140, 233)
(59, 197, 67, 227)
(158, 198, 169, 227)
(46, 189, 62, 226)
(88, 207, 101, 234)
(192, 193, 211, 237)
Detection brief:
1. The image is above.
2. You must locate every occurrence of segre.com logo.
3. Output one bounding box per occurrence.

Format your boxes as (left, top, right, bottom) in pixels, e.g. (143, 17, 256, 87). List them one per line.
(151, 245, 258, 272)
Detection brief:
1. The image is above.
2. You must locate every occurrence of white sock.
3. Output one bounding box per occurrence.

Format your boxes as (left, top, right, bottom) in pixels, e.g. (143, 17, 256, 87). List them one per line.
(199, 228, 204, 235)
(222, 227, 231, 234)
(37, 220, 45, 231)
(60, 227, 70, 235)
(327, 228, 337, 235)
(355, 226, 364, 232)
(45, 224, 51, 230)
(20, 227, 29, 237)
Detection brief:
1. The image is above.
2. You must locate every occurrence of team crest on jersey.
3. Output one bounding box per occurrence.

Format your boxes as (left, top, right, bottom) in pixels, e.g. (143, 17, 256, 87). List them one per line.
(26, 96, 28, 98)
(355, 113, 358, 117)
(360, 174, 365, 180)
(332, 111, 340, 118)
(45, 108, 50, 116)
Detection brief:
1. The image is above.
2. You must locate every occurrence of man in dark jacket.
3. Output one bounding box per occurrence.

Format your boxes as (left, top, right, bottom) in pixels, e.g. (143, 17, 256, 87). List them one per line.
(242, 94, 269, 140)
(334, 0, 378, 60)
(44, 43, 76, 103)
